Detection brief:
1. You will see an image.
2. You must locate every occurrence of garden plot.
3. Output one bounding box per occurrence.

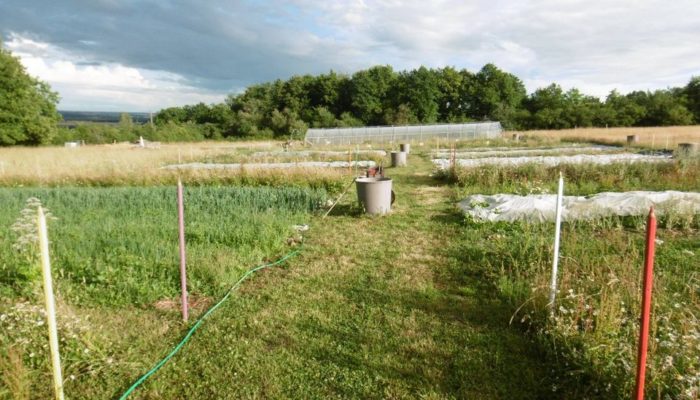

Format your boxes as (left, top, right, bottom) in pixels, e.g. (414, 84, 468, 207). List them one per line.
(459, 191, 700, 222)
(433, 145, 620, 159)
(252, 150, 387, 157)
(163, 160, 376, 170)
(433, 143, 617, 153)
(433, 153, 672, 170)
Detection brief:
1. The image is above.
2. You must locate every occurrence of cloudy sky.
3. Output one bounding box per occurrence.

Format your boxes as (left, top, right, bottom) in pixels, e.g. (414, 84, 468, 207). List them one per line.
(1, 0, 699, 112)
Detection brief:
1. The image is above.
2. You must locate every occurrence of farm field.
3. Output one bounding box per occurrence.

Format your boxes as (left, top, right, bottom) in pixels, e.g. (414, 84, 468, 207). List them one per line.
(1, 137, 699, 399)
(519, 125, 700, 149)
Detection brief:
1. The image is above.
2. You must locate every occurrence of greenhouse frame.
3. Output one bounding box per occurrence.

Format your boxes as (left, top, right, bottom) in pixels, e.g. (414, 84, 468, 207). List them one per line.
(305, 121, 503, 145)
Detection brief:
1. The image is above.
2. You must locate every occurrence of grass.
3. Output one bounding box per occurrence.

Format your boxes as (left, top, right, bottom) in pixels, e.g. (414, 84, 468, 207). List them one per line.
(113, 155, 573, 399)
(0, 186, 326, 303)
(434, 150, 700, 398)
(0, 142, 349, 192)
(1, 140, 698, 399)
(445, 158, 700, 196)
(517, 125, 700, 150)
(450, 216, 700, 398)
(1, 184, 326, 399)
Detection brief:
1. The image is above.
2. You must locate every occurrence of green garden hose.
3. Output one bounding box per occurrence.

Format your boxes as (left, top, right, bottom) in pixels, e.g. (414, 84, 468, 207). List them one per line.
(118, 246, 302, 399)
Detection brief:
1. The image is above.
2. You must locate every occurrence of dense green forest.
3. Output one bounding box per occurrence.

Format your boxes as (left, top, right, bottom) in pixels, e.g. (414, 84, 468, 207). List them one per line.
(154, 64, 700, 140)
(2, 44, 700, 145)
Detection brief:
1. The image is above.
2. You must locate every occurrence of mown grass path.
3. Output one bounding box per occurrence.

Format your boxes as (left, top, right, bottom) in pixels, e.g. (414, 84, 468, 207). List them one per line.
(133, 152, 562, 399)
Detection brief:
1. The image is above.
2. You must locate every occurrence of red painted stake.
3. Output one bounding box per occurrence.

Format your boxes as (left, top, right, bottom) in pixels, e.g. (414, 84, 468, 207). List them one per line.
(177, 179, 189, 322)
(634, 207, 657, 400)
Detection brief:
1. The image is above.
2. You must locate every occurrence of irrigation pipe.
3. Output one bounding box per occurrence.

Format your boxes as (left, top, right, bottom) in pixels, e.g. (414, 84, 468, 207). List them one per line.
(118, 247, 302, 400)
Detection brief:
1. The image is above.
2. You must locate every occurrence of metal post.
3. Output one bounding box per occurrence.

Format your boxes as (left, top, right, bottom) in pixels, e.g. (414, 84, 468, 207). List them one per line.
(38, 207, 65, 400)
(634, 208, 657, 400)
(177, 179, 189, 322)
(549, 172, 564, 312)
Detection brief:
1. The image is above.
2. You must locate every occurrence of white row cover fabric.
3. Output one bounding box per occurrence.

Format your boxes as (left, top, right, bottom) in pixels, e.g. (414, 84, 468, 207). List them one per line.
(306, 122, 502, 145)
(433, 145, 621, 159)
(433, 144, 619, 154)
(252, 150, 387, 157)
(434, 153, 672, 170)
(162, 161, 377, 170)
(459, 191, 700, 222)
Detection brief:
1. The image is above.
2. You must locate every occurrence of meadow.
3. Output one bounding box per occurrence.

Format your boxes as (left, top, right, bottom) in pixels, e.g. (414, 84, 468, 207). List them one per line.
(439, 152, 700, 398)
(0, 142, 347, 191)
(519, 125, 700, 149)
(1, 134, 699, 399)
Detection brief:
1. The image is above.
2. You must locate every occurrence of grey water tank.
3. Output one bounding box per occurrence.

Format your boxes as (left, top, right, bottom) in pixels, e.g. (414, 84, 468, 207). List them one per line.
(678, 142, 699, 156)
(391, 151, 407, 167)
(356, 177, 393, 215)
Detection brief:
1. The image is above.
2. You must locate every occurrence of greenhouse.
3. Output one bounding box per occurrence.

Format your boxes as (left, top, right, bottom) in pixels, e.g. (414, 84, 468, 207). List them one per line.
(305, 121, 503, 145)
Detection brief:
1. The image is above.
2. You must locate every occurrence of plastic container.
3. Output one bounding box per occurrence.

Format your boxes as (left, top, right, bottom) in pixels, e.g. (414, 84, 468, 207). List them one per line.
(391, 151, 407, 167)
(356, 177, 393, 215)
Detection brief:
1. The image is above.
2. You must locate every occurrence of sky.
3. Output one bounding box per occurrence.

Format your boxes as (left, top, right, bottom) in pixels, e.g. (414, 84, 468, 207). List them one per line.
(1, 0, 699, 112)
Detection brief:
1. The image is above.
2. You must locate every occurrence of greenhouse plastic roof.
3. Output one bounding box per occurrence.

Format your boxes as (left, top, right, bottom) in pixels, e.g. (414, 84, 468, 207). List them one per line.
(306, 122, 502, 144)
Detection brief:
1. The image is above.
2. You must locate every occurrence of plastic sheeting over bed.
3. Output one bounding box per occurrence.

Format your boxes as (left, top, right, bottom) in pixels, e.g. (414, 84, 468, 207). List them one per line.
(459, 191, 700, 222)
(162, 160, 377, 170)
(434, 153, 672, 169)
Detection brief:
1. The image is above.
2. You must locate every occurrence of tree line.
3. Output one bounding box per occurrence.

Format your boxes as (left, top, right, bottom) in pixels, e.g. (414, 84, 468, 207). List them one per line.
(155, 64, 700, 140)
(2, 43, 699, 145)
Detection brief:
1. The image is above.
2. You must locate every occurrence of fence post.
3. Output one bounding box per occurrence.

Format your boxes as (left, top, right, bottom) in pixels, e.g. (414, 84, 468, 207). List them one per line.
(634, 207, 657, 400)
(548, 172, 564, 313)
(38, 207, 65, 400)
(177, 179, 189, 322)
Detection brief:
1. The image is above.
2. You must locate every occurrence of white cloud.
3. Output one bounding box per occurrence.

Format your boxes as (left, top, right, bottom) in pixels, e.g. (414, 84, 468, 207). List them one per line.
(5, 34, 224, 111)
(1, 0, 699, 109)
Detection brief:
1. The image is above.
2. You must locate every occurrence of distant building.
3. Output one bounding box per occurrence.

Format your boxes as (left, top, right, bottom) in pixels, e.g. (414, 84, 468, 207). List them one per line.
(305, 122, 503, 145)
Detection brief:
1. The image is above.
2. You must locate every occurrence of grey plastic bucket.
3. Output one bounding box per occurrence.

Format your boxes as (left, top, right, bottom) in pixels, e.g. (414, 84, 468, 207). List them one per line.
(356, 177, 392, 215)
(391, 151, 407, 167)
(400, 143, 410, 154)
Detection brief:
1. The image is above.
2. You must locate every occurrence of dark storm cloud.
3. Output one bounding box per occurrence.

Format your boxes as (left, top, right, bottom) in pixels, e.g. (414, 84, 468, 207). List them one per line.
(1, 0, 699, 110)
(0, 0, 345, 92)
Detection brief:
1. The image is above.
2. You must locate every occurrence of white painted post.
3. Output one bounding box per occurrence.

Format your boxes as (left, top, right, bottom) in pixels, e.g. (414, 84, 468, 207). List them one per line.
(38, 207, 65, 400)
(549, 172, 564, 313)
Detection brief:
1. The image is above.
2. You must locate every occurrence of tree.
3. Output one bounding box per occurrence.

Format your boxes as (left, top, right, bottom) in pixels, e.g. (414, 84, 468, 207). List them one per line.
(349, 65, 396, 125)
(523, 84, 568, 129)
(683, 76, 700, 123)
(394, 66, 440, 123)
(154, 107, 188, 124)
(0, 48, 61, 145)
(603, 90, 645, 126)
(435, 67, 469, 121)
(310, 106, 338, 128)
(626, 90, 694, 126)
(470, 64, 526, 128)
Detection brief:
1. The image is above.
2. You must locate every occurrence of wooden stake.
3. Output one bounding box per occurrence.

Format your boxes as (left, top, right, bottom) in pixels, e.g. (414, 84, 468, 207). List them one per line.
(38, 207, 65, 400)
(177, 179, 189, 322)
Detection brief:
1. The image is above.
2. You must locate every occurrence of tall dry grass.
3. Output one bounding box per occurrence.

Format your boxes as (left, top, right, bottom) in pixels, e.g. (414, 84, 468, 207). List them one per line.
(0, 141, 350, 191)
(515, 125, 700, 149)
